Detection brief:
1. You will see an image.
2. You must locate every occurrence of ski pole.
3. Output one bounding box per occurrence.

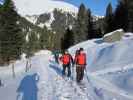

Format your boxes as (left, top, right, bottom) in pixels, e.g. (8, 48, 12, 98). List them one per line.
(71, 64, 74, 81)
(85, 67, 90, 83)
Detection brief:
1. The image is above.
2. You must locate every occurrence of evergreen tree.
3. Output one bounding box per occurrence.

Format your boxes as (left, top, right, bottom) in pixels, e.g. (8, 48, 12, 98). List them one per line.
(0, 0, 24, 64)
(113, 0, 133, 32)
(39, 26, 48, 49)
(26, 32, 39, 57)
(61, 38, 65, 52)
(113, 0, 128, 31)
(104, 3, 114, 33)
(87, 9, 102, 39)
(127, 0, 133, 32)
(87, 9, 94, 39)
(74, 4, 89, 44)
(61, 28, 74, 51)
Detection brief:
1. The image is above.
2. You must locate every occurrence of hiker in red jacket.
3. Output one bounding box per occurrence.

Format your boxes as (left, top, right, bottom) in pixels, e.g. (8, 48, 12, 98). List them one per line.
(60, 50, 73, 77)
(74, 48, 86, 83)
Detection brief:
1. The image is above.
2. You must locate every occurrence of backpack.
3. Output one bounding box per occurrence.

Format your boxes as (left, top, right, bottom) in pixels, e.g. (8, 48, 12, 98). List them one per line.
(61, 54, 71, 65)
(77, 53, 86, 65)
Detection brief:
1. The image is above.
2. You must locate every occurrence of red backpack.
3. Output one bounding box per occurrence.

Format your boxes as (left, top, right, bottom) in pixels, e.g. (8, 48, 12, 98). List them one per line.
(76, 53, 86, 65)
(60, 54, 71, 65)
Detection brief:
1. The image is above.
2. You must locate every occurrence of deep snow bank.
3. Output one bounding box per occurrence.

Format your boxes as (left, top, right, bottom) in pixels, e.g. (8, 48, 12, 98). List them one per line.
(69, 34, 133, 72)
(0, 50, 52, 77)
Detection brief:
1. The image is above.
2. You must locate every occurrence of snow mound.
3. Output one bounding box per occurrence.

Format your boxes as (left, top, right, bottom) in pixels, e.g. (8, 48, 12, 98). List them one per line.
(13, 0, 78, 16)
(104, 29, 124, 38)
(103, 29, 125, 42)
(70, 32, 133, 72)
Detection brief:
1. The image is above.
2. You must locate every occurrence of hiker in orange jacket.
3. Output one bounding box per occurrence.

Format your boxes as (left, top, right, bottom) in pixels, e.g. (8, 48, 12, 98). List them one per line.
(59, 50, 73, 77)
(74, 48, 86, 83)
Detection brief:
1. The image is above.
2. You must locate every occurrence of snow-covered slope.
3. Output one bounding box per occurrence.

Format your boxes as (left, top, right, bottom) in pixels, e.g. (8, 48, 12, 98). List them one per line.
(13, 0, 78, 16)
(70, 36, 133, 72)
(1, 30, 133, 100)
(68, 32, 133, 99)
(1, 49, 133, 100)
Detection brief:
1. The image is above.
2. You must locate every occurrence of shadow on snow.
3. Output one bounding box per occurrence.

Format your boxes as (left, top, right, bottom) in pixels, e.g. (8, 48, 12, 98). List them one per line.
(49, 60, 63, 76)
(17, 73, 39, 100)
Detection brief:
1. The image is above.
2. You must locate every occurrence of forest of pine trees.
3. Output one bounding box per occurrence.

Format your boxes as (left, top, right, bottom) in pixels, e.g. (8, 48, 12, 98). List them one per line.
(104, 0, 133, 33)
(0, 0, 133, 65)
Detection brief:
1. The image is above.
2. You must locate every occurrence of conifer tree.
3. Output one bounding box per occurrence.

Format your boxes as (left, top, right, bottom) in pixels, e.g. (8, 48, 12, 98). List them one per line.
(127, 0, 133, 32)
(104, 3, 114, 33)
(26, 32, 39, 57)
(61, 28, 74, 51)
(87, 9, 94, 39)
(113, 0, 128, 31)
(0, 0, 24, 64)
(39, 27, 48, 49)
(74, 4, 89, 44)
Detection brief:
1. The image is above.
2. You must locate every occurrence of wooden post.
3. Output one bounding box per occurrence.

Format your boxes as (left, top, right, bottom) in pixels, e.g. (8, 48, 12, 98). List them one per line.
(10, 60, 15, 78)
(25, 60, 29, 72)
(29, 58, 32, 69)
(25, 57, 32, 72)
(12, 62, 15, 78)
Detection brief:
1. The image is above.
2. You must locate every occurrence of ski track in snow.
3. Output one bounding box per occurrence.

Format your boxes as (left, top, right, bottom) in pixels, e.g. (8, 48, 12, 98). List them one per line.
(1, 51, 133, 100)
(30, 55, 57, 100)
(48, 61, 91, 100)
(29, 54, 91, 100)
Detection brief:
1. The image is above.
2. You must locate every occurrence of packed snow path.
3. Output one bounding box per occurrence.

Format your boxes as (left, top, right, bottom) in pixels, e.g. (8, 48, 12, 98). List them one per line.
(1, 51, 133, 100)
(0, 52, 92, 100)
(32, 54, 92, 100)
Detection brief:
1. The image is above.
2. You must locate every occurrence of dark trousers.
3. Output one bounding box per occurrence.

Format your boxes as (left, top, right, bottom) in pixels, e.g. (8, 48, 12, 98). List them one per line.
(76, 65, 85, 82)
(62, 64, 71, 77)
(55, 55, 59, 64)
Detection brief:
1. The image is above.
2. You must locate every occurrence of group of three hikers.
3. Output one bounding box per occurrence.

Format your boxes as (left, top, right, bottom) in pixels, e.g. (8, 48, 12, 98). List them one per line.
(56, 48, 86, 83)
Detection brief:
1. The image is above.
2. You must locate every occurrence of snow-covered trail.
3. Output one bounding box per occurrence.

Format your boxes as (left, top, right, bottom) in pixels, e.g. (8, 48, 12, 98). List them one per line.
(30, 53, 106, 100)
(1, 51, 133, 100)
(37, 55, 92, 100)
(30, 54, 57, 100)
(25, 53, 91, 100)
(0, 52, 92, 100)
(47, 58, 133, 100)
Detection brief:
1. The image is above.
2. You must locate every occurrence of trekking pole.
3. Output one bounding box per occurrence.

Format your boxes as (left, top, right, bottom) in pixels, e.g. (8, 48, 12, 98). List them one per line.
(85, 67, 90, 83)
(71, 64, 75, 81)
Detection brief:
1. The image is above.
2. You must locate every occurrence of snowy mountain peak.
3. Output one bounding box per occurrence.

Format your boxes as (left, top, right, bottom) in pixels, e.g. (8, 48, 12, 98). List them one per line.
(13, 0, 78, 16)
